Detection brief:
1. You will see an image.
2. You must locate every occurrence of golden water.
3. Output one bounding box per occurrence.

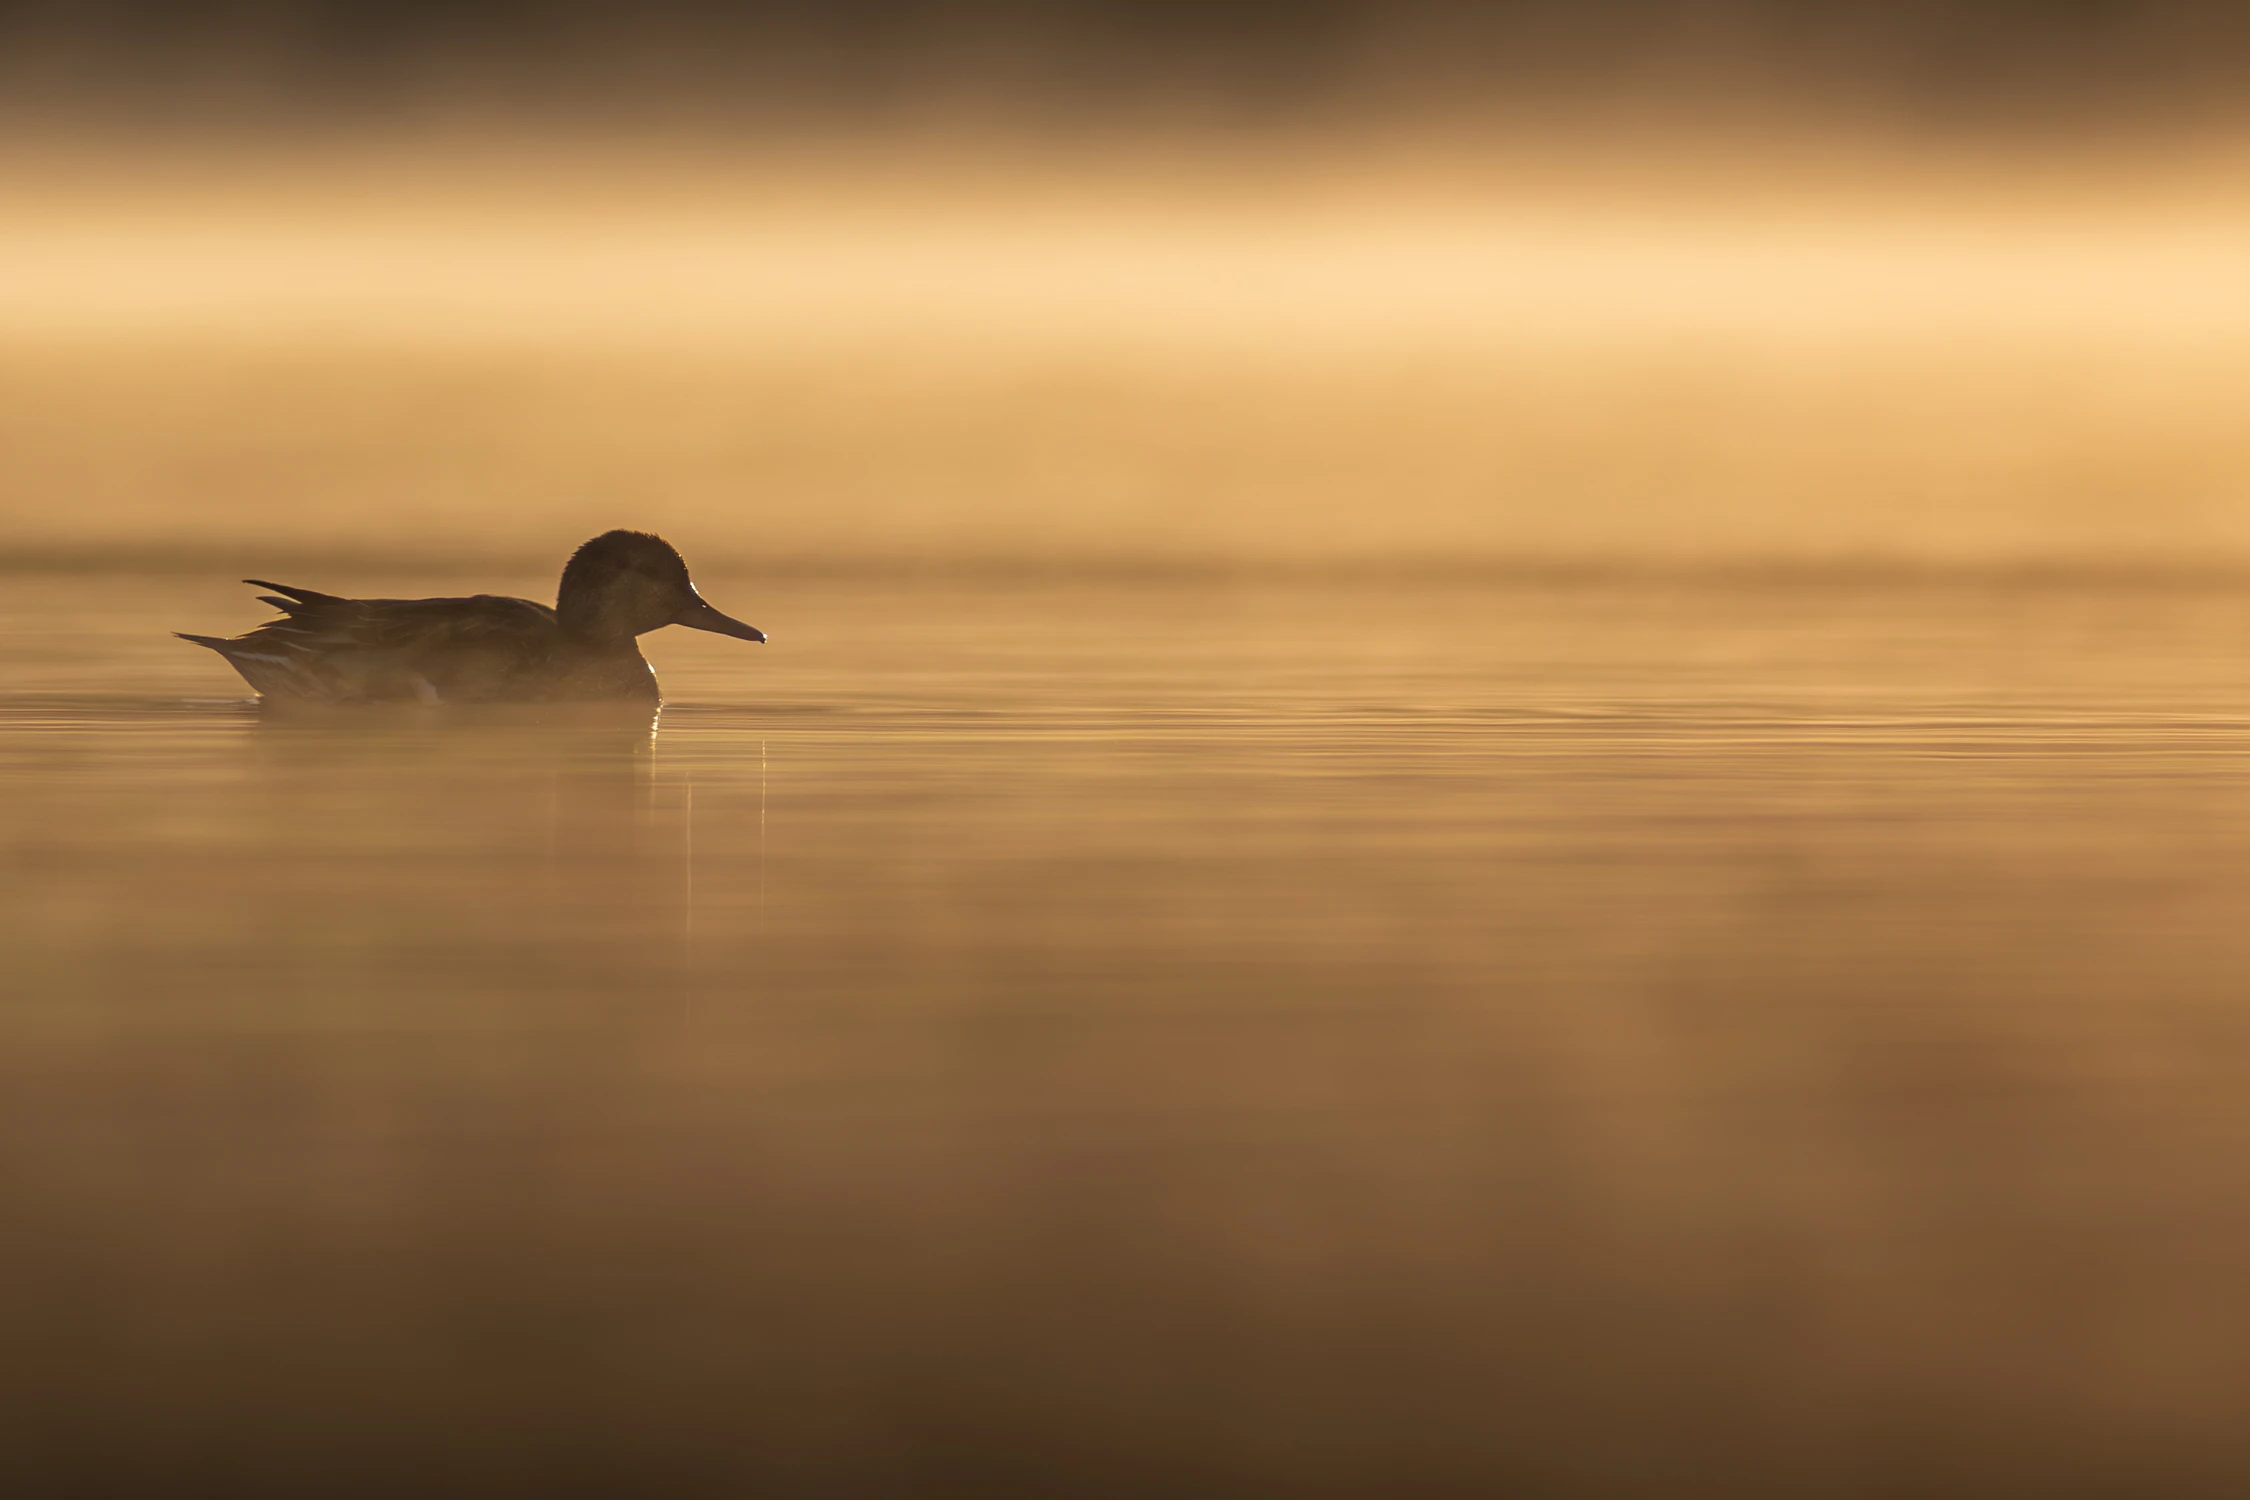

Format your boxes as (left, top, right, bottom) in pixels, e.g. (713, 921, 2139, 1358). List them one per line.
(11, 570, 2250, 1492)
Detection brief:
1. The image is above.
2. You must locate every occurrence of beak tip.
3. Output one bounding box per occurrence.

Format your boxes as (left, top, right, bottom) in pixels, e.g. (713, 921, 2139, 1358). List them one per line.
(676, 599, 768, 644)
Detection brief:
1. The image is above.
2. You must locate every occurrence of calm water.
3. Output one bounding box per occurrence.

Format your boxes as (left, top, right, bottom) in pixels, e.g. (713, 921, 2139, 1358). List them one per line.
(10, 571, 2250, 1495)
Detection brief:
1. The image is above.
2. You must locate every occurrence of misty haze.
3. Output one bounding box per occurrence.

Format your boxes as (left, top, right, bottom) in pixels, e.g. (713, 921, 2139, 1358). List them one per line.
(9, 5, 2250, 1497)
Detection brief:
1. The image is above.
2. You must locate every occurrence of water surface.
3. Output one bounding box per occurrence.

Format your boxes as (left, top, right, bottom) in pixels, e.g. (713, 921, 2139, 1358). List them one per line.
(8, 573, 2250, 1495)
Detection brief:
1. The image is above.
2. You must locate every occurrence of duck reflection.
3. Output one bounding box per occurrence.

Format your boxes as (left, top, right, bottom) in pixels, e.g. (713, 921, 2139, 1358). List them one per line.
(246, 700, 661, 834)
(235, 702, 743, 1016)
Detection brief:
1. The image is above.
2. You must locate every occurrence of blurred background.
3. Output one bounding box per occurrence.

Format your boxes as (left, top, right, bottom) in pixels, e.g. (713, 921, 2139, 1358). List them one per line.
(4, 0, 2250, 578)
(15, 6, 2250, 1498)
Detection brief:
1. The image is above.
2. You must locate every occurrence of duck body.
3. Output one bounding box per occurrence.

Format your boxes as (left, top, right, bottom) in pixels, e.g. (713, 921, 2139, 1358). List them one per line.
(181, 587, 660, 705)
(178, 531, 763, 706)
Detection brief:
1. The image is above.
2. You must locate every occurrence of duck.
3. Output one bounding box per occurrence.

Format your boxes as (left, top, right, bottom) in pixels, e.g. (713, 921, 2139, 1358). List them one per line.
(177, 530, 764, 705)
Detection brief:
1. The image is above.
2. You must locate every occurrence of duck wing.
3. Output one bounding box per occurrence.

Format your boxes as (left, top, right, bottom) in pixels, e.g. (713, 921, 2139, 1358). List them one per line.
(180, 590, 565, 704)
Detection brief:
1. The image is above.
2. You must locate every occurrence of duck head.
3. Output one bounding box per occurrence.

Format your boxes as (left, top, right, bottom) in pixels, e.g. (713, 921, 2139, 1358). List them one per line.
(555, 530, 765, 646)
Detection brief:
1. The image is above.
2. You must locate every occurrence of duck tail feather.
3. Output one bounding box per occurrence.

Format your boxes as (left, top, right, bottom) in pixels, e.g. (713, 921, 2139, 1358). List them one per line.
(243, 579, 341, 606)
(175, 632, 231, 651)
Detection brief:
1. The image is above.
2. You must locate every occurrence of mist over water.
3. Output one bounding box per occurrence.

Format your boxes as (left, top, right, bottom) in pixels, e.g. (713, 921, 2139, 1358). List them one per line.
(17, 573, 2250, 1494)
(12, 11, 2250, 1490)
(9, 134, 2250, 577)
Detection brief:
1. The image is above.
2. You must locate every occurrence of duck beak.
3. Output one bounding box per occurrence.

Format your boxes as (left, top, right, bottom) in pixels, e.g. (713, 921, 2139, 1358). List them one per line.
(676, 593, 766, 643)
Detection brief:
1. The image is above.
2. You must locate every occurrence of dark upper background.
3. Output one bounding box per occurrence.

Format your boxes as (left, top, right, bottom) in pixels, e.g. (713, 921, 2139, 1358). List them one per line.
(7, 0, 2250, 135)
